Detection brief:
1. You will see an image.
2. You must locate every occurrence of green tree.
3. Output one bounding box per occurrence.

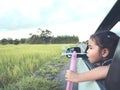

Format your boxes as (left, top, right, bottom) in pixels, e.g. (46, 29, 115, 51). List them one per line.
(14, 39, 20, 45)
(0, 38, 8, 45)
(28, 28, 53, 44)
(39, 29, 52, 43)
(20, 38, 26, 44)
(51, 35, 79, 44)
(8, 38, 13, 44)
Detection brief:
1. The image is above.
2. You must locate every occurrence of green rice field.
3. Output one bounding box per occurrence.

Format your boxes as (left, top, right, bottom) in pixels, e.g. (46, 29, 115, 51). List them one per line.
(0, 44, 75, 90)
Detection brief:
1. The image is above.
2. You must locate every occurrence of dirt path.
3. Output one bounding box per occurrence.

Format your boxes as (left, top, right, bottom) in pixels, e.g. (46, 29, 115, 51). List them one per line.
(57, 62, 78, 90)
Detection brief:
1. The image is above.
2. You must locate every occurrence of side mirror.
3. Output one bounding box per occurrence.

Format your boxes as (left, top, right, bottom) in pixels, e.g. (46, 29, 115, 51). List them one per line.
(66, 47, 81, 58)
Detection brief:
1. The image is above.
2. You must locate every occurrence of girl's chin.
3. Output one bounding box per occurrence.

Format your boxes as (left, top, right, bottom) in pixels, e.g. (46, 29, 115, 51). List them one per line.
(88, 59, 95, 63)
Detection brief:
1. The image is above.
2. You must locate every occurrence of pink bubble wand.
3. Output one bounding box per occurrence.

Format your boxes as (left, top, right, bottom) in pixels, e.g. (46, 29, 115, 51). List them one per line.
(66, 51, 77, 90)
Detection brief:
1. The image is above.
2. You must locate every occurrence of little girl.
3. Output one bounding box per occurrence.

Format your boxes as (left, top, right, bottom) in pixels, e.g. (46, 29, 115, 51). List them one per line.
(65, 31, 119, 83)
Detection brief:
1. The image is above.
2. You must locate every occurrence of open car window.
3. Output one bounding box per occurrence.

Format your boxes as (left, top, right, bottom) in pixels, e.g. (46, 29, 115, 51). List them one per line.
(111, 22, 120, 36)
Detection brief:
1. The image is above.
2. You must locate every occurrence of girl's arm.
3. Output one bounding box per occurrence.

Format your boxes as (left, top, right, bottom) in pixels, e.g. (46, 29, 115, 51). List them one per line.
(65, 65, 110, 83)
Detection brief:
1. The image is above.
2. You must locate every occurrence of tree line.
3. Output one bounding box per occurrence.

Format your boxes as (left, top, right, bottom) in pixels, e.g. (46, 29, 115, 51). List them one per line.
(0, 29, 79, 45)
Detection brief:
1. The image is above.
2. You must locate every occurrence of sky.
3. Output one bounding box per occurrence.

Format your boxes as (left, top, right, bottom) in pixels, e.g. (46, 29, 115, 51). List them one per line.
(0, 0, 117, 41)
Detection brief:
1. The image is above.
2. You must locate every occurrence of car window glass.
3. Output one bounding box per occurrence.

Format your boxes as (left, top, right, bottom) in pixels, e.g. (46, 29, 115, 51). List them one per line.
(111, 22, 120, 36)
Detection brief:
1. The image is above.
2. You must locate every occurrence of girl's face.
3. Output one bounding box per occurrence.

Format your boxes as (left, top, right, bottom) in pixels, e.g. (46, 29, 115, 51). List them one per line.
(87, 38, 103, 63)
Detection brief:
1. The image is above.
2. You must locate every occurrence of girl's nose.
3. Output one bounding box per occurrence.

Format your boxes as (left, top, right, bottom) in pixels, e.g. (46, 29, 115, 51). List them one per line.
(86, 49, 89, 53)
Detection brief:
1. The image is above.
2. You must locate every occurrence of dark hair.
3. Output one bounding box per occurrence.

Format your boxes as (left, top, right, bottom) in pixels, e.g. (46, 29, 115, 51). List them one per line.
(90, 31, 119, 59)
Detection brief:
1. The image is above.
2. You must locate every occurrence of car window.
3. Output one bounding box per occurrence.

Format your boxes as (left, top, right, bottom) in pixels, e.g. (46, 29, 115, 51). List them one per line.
(111, 22, 120, 36)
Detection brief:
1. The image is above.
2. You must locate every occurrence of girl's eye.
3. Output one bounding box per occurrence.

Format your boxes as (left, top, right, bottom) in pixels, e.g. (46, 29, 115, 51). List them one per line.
(89, 47, 92, 49)
(88, 46, 92, 49)
(88, 45, 93, 50)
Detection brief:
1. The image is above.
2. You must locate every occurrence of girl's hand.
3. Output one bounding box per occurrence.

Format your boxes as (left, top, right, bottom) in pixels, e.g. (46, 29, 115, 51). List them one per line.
(65, 70, 79, 83)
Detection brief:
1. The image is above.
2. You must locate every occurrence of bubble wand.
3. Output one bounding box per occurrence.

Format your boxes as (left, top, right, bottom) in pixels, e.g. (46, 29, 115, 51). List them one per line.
(66, 51, 77, 90)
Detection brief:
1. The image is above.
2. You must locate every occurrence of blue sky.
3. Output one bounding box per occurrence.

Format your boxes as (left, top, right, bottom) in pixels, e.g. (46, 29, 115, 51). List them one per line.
(0, 0, 117, 41)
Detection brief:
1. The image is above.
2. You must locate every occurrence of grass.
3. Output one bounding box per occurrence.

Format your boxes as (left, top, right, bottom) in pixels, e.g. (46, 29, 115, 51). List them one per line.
(0, 44, 75, 90)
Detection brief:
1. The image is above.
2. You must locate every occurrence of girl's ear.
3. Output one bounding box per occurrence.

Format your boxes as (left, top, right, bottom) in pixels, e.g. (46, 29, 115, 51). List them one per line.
(102, 48, 109, 58)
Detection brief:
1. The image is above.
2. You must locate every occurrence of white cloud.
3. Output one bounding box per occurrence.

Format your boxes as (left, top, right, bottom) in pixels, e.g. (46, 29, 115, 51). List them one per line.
(0, 28, 38, 40)
(43, 15, 104, 41)
(0, 0, 55, 20)
(48, 7, 72, 23)
(0, 0, 118, 41)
